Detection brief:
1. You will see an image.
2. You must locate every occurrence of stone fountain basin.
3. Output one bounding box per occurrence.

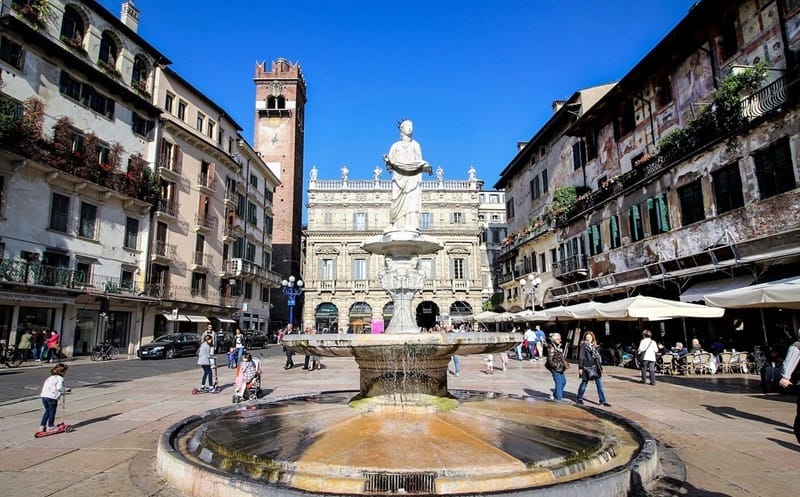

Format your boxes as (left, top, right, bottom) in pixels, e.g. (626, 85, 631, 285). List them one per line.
(281, 332, 521, 359)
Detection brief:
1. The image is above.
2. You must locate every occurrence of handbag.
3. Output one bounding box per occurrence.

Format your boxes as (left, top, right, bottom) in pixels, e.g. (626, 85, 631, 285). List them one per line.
(583, 364, 600, 380)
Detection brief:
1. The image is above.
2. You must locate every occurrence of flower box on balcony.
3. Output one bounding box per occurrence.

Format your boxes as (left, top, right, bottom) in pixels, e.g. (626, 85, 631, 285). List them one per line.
(97, 60, 122, 80)
(60, 35, 87, 56)
(132, 79, 151, 99)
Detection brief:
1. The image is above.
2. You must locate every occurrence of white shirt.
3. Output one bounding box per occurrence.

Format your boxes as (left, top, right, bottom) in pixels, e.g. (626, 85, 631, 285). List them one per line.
(638, 338, 657, 362)
(40, 375, 65, 399)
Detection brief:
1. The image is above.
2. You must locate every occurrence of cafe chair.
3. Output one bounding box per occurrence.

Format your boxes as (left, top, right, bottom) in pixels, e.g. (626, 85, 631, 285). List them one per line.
(657, 353, 675, 375)
(718, 351, 734, 374)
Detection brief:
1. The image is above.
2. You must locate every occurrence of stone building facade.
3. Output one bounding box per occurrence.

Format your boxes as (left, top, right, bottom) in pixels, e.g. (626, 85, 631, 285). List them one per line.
(496, 0, 800, 345)
(302, 166, 499, 332)
(0, 1, 282, 355)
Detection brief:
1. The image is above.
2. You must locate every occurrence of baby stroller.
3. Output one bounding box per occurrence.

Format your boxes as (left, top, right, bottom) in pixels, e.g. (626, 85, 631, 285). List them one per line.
(232, 356, 263, 403)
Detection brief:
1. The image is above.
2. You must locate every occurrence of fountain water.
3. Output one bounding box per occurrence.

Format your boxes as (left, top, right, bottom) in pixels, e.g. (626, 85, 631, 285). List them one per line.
(156, 120, 658, 496)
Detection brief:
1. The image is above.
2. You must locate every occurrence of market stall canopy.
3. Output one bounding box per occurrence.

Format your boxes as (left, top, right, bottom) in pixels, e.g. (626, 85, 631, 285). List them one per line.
(510, 309, 550, 322)
(597, 296, 725, 320)
(703, 276, 800, 309)
(679, 275, 754, 302)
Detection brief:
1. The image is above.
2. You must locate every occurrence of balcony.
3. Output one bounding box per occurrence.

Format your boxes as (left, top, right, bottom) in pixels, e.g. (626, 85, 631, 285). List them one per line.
(194, 214, 217, 232)
(350, 280, 369, 293)
(0, 258, 85, 289)
(197, 172, 215, 193)
(191, 252, 214, 271)
(151, 241, 177, 263)
(143, 283, 173, 298)
(85, 273, 143, 295)
(554, 254, 589, 281)
(221, 227, 237, 243)
(224, 189, 237, 209)
(157, 157, 182, 180)
(154, 199, 179, 221)
(227, 258, 272, 282)
(317, 280, 336, 293)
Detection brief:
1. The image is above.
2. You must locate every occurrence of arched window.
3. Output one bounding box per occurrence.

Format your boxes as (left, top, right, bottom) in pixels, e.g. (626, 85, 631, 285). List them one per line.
(60, 5, 85, 42)
(99, 32, 118, 66)
(276, 95, 286, 109)
(267, 95, 277, 109)
(132, 55, 149, 85)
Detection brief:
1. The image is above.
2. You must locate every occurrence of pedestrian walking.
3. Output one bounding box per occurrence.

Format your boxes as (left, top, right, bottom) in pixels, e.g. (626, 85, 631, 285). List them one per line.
(545, 333, 569, 400)
(576, 331, 610, 407)
(637, 329, 658, 385)
(33, 328, 45, 362)
(233, 328, 245, 366)
(44, 330, 60, 363)
(524, 326, 536, 361)
(17, 329, 32, 361)
(38, 363, 69, 434)
(533, 325, 546, 360)
(196, 335, 215, 391)
(280, 324, 295, 369)
(778, 335, 800, 443)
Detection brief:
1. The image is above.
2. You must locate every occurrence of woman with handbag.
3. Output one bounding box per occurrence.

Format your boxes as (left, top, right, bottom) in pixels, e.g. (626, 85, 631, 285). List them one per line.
(544, 333, 569, 400)
(576, 331, 610, 407)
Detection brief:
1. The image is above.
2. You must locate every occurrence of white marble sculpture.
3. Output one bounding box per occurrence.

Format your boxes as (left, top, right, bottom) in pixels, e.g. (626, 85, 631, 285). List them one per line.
(383, 120, 432, 232)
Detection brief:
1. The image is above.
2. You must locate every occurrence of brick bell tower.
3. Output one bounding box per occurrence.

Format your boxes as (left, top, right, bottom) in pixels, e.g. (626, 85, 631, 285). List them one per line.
(253, 58, 307, 326)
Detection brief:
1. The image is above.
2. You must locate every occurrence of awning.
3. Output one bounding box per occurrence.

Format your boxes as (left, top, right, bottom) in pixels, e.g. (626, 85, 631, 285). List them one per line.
(185, 315, 210, 323)
(215, 316, 237, 323)
(161, 313, 190, 322)
(704, 275, 800, 309)
(680, 276, 754, 302)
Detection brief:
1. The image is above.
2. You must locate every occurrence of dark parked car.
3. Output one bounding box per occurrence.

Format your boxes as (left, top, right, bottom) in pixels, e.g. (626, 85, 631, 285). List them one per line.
(245, 330, 269, 349)
(137, 333, 201, 359)
(214, 332, 234, 354)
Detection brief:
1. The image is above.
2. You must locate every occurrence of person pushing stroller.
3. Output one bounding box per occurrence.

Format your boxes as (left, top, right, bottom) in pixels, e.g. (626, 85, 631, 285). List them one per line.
(233, 352, 262, 402)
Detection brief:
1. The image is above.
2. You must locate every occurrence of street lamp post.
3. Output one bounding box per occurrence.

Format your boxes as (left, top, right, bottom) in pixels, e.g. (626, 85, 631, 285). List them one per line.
(519, 275, 542, 310)
(281, 275, 304, 327)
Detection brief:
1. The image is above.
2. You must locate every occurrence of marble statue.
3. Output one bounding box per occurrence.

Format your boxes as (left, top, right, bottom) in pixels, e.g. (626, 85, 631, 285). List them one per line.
(436, 166, 444, 182)
(468, 165, 476, 181)
(341, 165, 349, 181)
(373, 166, 382, 181)
(383, 120, 432, 232)
(309, 166, 318, 181)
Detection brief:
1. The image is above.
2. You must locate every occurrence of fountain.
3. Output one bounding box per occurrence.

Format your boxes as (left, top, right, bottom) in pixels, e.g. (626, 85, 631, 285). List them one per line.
(156, 120, 658, 496)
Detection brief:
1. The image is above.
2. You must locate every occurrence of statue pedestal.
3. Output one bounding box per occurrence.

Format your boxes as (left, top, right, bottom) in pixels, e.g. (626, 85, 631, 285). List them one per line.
(361, 231, 443, 334)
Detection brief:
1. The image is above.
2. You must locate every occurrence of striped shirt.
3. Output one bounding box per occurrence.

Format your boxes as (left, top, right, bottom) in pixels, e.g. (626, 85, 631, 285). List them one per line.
(781, 341, 800, 381)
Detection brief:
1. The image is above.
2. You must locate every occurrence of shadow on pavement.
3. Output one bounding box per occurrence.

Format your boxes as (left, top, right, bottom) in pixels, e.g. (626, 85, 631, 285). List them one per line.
(71, 412, 122, 429)
(701, 404, 792, 429)
(766, 437, 800, 452)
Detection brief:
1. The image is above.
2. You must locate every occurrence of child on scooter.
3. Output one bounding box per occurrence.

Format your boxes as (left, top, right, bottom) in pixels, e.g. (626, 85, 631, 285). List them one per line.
(38, 363, 69, 433)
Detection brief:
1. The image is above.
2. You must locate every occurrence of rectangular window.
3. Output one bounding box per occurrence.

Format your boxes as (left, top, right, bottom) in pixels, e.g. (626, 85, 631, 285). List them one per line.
(353, 259, 367, 280)
(420, 258, 435, 279)
(452, 258, 467, 280)
(506, 198, 515, 219)
(420, 212, 433, 230)
(58, 71, 82, 101)
(207, 120, 215, 139)
(588, 224, 602, 256)
(49, 193, 70, 232)
(177, 100, 187, 120)
(0, 36, 24, 69)
(323, 212, 333, 226)
(79, 202, 97, 239)
(132, 113, 155, 139)
(647, 194, 671, 235)
(540, 253, 547, 273)
(264, 215, 273, 236)
(124, 217, 139, 249)
(191, 272, 207, 296)
(629, 204, 644, 242)
(236, 193, 245, 218)
(97, 143, 111, 166)
(353, 212, 368, 230)
(164, 92, 174, 113)
(542, 169, 549, 193)
(452, 212, 464, 224)
(678, 180, 705, 226)
(320, 259, 335, 280)
(754, 138, 797, 200)
(246, 242, 256, 262)
(247, 202, 257, 226)
(244, 282, 253, 300)
(713, 162, 744, 214)
(619, 100, 636, 135)
(530, 177, 541, 199)
(609, 215, 621, 249)
(196, 112, 205, 132)
(120, 269, 134, 290)
(76, 261, 92, 283)
(572, 140, 587, 170)
(249, 173, 258, 188)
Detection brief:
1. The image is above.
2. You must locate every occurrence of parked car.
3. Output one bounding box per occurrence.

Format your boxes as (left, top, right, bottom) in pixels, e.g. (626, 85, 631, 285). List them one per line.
(245, 330, 269, 349)
(214, 332, 234, 354)
(137, 333, 201, 359)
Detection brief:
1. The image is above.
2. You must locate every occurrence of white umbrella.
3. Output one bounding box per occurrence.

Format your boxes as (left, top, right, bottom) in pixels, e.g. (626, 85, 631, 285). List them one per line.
(473, 311, 503, 323)
(597, 296, 725, 320)
(510, 309, 550, 322)
(704, 276, 800, 309)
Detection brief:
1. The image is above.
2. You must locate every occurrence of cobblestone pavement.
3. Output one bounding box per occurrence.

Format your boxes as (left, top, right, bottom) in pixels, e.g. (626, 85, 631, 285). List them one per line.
(0, 354, 798, 497)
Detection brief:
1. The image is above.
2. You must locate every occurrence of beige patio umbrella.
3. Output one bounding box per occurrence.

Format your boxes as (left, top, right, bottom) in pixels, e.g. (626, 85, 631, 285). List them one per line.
(703, 276, 800, 310)
(597, 295, 725, 320)
(510, 309, 550, 322)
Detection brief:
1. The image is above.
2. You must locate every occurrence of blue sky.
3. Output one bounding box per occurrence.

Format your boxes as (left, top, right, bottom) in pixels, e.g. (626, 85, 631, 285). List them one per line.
(100, 0, 697, 185)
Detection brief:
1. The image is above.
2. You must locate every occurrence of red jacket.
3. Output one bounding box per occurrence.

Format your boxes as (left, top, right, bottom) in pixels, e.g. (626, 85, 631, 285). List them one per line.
(45, 333, 59, 349)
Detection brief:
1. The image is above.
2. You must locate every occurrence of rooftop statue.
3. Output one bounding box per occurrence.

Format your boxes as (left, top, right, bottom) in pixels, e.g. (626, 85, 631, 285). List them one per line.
(383, 119, 432, 232)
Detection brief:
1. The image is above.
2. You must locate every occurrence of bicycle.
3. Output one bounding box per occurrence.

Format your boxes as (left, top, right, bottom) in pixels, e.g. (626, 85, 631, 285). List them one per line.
(0, 342, 24, 368)
(90, 339, 120, 361)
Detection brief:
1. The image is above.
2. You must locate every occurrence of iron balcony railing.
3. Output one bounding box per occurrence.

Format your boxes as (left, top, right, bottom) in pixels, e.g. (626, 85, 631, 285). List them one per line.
(0, 258, 85, 288)
(157, 157, 181, 175)
(553, 254, 588, 280)
(194, 214, 218, 230)
(155, 198, 178, 217)
(85, 273, 144, 295)
(152, 240, 177, 259)
(192, 252, 214, 267)
(197, 173, 215, 190)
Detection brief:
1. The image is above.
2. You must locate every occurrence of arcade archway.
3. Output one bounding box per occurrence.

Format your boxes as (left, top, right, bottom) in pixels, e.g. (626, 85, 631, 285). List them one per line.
(416, 301, 439, 330)
(314, 302, 338, 333)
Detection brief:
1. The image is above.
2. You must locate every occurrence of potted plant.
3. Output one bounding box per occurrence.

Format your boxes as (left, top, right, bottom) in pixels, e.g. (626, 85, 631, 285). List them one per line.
(60, 35, 87, 56)
(15, 0, 50, 30)
(97, 60, 122, 79)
